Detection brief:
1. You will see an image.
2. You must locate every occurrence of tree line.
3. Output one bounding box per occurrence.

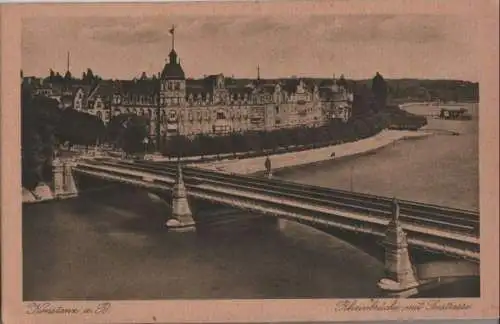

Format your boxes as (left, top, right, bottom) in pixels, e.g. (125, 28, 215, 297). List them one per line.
(22, 83, 153, 189)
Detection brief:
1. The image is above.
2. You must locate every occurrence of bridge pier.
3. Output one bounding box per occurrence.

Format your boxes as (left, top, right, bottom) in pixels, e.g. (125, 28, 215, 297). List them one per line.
(63, 160, 79, 197)
(52, 158, 78, 199)
(165, 162, 196, 232)
(378, 198, 419, 297)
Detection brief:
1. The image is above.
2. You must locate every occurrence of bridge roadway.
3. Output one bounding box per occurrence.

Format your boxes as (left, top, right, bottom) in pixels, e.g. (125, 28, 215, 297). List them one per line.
(88, 159, 480, 234)
(73, 159, 480, 263)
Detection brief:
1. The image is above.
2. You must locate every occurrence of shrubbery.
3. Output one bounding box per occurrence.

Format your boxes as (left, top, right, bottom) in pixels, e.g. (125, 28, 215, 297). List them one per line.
(383, 105, 428, 130)
(106, 114, 150, 155)
(21, 89, 105, 189)
(159, 105, 426, 159)
(161, 114, 390, 158)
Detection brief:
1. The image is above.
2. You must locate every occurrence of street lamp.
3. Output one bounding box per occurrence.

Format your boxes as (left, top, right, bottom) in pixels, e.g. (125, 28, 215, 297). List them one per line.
(349, 165, 354, 192)
(143, 137, 149, 155)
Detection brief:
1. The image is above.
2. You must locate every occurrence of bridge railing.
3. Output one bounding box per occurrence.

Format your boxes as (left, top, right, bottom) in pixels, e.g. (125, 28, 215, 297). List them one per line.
(79, 160, 478, 236)
(113, 161, 480, 231)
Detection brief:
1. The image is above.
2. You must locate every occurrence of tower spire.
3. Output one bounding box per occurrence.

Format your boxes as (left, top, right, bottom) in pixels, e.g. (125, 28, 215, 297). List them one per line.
(257, 65, 260, 81)
(67, 51, 70, 72)
(169, 25, 176, 51)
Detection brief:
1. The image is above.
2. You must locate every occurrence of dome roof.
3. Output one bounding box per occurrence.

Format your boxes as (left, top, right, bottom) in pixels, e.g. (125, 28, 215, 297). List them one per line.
(161, 62, 185, 80)
(161, 49, 185, 80)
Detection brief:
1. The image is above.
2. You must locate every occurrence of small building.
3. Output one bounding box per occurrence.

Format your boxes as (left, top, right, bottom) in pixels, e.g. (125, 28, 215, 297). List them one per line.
(439, 107, 472, 120)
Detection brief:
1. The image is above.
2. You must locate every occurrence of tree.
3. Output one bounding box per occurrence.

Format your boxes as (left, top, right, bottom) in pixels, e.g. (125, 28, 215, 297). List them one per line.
(83, 68, 95, 83)
(351, 84, 375, 117)
(64, 70, 72, 81)
(229, 132, 246, 155)
(371, 72, 388, 111)
(274, 129, 290, 148)
(57, 109, 105, 149)
(244, 132, 262, 152)
(21, 90, 61, 189)
(120, 115, 149, 155)
(106, 114, 148, 155)
(337, 74, 347, 88)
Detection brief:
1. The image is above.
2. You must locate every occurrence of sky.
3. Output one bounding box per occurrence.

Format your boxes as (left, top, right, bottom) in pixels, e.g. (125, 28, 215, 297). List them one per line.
(22, 14, 480, 81)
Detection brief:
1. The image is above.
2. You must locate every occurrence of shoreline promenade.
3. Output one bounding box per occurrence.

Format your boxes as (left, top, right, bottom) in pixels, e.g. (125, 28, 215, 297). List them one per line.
(190, 129, 431, 175)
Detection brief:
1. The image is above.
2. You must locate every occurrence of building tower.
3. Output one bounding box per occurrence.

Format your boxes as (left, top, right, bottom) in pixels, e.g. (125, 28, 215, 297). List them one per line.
(64, 51, 72, 80)
(159, 25, 187, 138)
(160, 25, 186, 106)
(61, 51, 74, 109)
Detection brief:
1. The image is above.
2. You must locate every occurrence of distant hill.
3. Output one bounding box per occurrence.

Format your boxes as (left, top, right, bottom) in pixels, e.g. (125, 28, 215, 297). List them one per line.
(24, 72, 479, 104)
(346, 78, 479, 104)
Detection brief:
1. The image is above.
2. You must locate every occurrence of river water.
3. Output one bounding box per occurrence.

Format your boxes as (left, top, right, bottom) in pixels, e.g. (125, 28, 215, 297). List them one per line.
(276, 104, 479, 211)
(23, 104, 479, 300)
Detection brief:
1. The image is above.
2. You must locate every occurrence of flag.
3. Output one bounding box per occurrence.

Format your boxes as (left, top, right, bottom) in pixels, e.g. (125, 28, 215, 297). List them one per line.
(169, 25, 175, 35)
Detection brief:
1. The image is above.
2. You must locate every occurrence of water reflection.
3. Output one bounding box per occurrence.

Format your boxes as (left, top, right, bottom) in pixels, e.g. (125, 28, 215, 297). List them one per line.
(23, 187, 385, 300)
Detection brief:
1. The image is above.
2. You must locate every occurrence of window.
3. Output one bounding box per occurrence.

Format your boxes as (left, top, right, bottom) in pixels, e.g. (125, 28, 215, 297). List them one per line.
(217, 112, 225, 120)
(275, 106, 280, 114)
(175, 83, 180, 90)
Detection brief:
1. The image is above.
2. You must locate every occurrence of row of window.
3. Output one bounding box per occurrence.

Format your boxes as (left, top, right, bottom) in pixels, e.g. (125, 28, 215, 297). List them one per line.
(99, 107, 328, 126)
(108, 92, 317, 106)
(164, 111, 250, 122)
(275, 105, 320, 114)
(162, 82, 181, 91)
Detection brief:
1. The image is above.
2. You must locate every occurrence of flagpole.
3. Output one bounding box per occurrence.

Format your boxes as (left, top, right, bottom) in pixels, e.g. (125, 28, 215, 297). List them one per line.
(171, 25, 175, 51)
(177, 106, 181, 164)
(156, 81, 161, 153)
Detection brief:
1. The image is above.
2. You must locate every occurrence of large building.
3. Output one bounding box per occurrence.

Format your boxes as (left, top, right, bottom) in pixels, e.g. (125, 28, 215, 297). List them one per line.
(23, 28, 353, 146)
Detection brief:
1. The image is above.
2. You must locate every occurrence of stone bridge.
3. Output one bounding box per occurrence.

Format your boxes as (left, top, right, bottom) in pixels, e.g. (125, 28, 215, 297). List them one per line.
(50, 157, 480, 298)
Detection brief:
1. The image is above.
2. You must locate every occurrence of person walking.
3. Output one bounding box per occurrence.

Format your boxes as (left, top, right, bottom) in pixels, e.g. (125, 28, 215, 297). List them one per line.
(265, 155, 272, 179)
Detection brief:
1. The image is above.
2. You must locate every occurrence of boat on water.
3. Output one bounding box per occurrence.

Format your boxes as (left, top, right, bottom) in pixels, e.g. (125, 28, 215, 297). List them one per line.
(439, 107, 472, 120)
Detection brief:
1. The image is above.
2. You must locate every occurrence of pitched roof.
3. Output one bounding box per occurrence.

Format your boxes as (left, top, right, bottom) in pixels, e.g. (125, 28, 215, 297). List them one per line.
(87, 81, 117, 101)
(281, 79, 301, 93)
(114, 79, 159, 96)
(226, 86, 253, 96)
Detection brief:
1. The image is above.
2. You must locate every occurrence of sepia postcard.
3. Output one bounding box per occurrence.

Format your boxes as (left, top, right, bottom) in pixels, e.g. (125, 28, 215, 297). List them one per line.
(1, 0, 499, 323)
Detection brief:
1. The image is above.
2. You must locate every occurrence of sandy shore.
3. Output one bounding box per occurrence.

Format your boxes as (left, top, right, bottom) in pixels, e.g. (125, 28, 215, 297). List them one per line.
(189, 129, 432, 175)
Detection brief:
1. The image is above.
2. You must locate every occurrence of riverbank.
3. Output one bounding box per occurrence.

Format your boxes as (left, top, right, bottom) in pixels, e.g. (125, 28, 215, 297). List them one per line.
(190, 129, 432, 175)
